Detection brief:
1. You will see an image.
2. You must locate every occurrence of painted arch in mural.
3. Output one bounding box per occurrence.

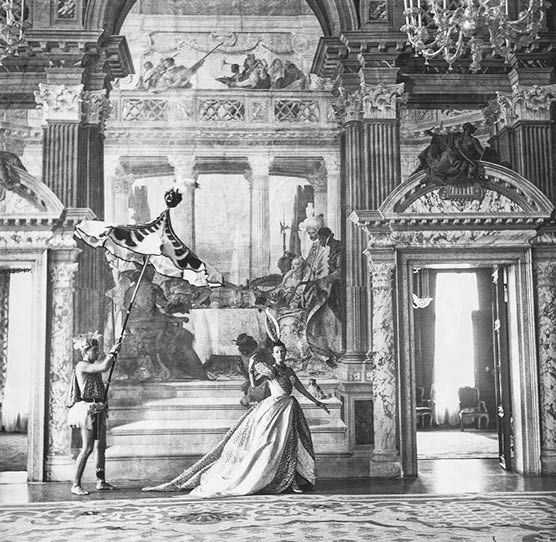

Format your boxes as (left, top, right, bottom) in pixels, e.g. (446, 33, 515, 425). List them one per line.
(84, 0, 359, 37)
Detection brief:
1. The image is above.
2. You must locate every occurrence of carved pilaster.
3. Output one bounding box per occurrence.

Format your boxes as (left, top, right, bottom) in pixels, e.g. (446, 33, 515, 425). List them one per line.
(533, 258, 556, 467)
(368, 256, 400, 477)
(111, 167, 135, 225)
(47, 256, 79, 458)
(247, 155, 271, 278)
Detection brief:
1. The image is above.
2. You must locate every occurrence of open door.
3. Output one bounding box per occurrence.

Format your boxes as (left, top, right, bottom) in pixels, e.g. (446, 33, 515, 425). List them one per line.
(491, 265, 513, 471)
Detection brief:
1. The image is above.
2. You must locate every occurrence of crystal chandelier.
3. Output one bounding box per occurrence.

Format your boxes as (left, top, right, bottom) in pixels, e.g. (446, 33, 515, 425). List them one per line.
(402, 0, 548, 72)
(0, 1, 29, 62)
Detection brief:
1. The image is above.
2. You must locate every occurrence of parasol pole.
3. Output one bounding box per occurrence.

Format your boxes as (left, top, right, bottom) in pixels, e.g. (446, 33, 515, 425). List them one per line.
(103, 255, 150, 402)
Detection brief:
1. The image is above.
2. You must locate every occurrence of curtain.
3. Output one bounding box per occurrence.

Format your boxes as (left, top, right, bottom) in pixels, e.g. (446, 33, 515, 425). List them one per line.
(2, 271, 33, 432)
(432, 272, 479, 426)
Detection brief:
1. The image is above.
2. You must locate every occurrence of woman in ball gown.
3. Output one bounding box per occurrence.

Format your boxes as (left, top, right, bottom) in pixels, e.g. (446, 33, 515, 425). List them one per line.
(143, 341, 330, 497)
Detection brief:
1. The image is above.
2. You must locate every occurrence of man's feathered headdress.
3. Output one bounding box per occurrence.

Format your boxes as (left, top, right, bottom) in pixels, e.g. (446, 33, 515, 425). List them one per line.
(73, 331, 102, 352)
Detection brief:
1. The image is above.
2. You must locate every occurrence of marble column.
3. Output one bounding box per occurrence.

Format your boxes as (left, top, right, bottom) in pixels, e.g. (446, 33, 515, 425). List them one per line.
(247, 156, 271, 279)
(493, 83, 556, 203)
(112, 167, 135, 225)
(45, 252, 79, 479)
(168, 155, 197, 249)
(322, 155, 341, 238)
(308, 168, 328, 225)
(532, 237, 556, 473)
(368, 255, 400, 477)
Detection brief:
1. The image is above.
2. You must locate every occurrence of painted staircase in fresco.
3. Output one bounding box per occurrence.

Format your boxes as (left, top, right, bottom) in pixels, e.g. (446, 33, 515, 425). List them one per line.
(105, 380, 350, 481)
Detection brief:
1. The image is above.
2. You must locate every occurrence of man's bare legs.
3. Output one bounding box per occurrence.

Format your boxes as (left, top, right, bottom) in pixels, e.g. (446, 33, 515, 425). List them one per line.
(72, 426, 94, 495)
(95, 416, 115, 490)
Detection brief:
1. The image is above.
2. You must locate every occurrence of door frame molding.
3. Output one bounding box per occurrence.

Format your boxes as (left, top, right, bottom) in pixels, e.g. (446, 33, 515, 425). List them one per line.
(397, 248, 541, 476)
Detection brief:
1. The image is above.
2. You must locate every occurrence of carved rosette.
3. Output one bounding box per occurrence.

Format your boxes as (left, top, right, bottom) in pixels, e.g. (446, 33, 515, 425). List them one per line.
(82, 90, 113, 133)
(47, 259, 79, 457)
(34, 84, 84, 123)
(369, 260, 397, 453)
(361, 83, 406, 120)
(533, 260, 556, 450)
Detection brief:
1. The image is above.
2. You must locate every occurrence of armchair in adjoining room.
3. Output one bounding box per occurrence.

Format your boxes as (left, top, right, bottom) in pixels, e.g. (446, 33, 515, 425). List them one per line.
(415, 386, 433, 429)
(458, 386, 490, 431)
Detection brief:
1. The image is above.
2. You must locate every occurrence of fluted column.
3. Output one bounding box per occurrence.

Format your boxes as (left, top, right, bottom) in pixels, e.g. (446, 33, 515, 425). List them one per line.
(493, 83, 556, 203)
(168, 155, 198, 248)
(45, 251, 79, 478)
(368, 254, 400, 477)
(322, 155, 341, 238)
(246, 156, 271, 279)
(532, 231, 556, 473)
(34, 74, 111, 218)
(335, 88, 367, 367)
(361, 83, 405, 208)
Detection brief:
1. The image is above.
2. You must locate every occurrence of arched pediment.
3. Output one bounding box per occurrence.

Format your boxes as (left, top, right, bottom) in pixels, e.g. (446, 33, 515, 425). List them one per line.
(0, 168, 64, 220)
(379, 162, 555, 224)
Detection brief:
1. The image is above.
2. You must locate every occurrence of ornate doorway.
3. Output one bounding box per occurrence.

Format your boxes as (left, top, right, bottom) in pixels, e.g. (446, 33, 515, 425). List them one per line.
(350, 162, 554, 478)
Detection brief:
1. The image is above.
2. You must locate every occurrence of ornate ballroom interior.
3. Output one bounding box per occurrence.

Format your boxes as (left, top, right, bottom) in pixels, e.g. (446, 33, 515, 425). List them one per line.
(0, 0, 556, 487)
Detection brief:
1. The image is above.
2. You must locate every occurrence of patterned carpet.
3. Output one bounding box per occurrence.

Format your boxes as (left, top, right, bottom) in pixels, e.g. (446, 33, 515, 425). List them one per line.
(1, 492, 555, 542)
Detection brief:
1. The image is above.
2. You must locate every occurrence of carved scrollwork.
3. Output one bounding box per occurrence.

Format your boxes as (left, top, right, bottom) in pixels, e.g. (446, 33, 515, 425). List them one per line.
(361, 83, 406, 120)
(34, 84, 83, 122)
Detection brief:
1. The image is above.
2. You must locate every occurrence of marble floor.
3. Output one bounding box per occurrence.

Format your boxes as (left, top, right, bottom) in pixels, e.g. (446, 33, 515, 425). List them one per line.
(1, 459, 556, 504)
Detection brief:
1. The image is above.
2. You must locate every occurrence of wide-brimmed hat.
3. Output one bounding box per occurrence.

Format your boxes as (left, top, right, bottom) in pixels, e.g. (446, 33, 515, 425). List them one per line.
(233, 333, 256, 347)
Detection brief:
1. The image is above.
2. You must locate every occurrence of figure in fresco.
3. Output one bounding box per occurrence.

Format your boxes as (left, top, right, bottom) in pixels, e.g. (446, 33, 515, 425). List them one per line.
(215, 62, 241, 86)
(154, 56, 206, 91)
(154, 320, 209, 380)
(67, 332, 118, 495)
(414, 123, 488, 186)
(136, 60, 163, 90)
(275, 61, 306, 89)
(233, 333, 271, 407)
(0, 151, 26, 189)
(253, 256, 306, 310)
(228, 54, 271, 89)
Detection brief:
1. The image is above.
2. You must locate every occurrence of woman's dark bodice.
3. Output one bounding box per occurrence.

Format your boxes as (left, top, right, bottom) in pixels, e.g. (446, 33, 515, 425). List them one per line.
(81, 372, 105, 401)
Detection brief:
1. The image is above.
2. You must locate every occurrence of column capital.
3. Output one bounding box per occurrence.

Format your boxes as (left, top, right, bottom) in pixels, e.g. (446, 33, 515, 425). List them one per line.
(360, 82, 406, 120)
(322, 155, 341, 176)
(34, 83, 83, 123)
(82, 89, 112, 133)
(492, 84, 556, 127)
(247, 155, 272, 179)
(113, 167, 135, 194)
(307, 169, 327, 192)
(334, 87, 363, 125)
(167, 155, 198, 186)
